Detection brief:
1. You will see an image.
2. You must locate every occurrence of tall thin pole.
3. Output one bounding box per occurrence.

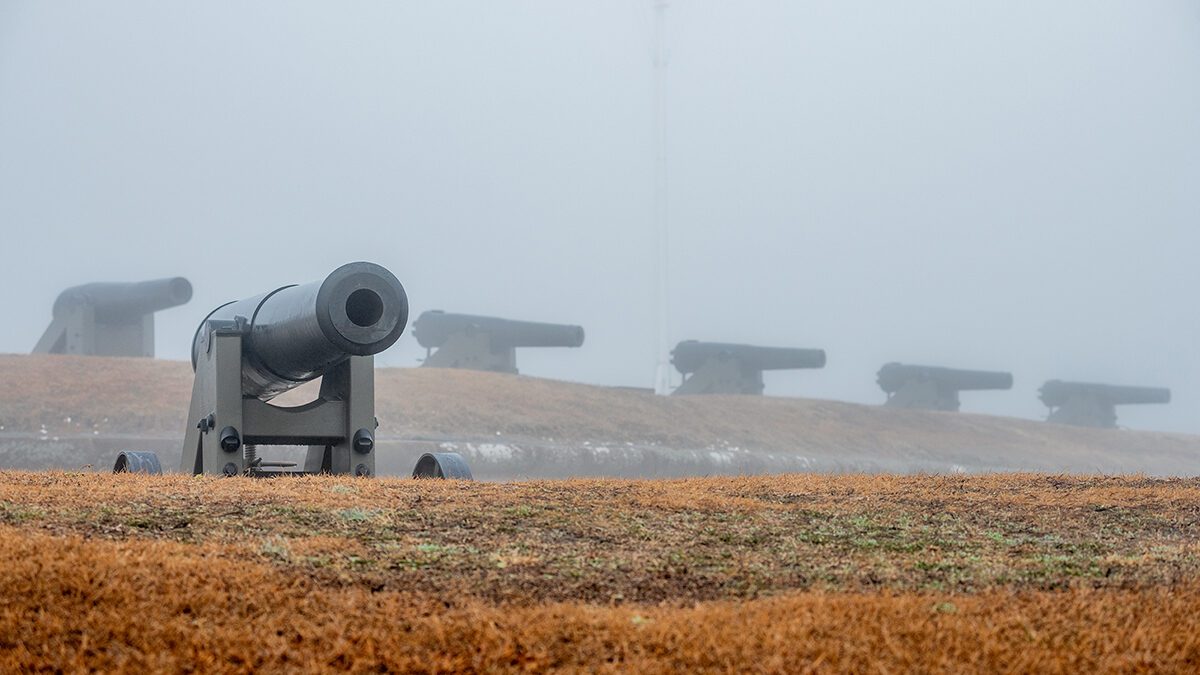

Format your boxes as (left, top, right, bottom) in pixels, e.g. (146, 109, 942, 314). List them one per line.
(652, 0, 671, 395)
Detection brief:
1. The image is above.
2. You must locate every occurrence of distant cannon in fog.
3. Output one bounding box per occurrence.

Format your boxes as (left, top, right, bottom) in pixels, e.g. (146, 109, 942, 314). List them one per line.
(671, 340, 826, 396)
(1039, 380, 1171, 429)
(412, 310, 585, 374)
(877, 363, 1013, 412)
(33, 277, 193, 357)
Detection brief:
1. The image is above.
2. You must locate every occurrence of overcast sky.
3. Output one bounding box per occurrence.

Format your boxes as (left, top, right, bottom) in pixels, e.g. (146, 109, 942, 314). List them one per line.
(1, 1, 1197, 432)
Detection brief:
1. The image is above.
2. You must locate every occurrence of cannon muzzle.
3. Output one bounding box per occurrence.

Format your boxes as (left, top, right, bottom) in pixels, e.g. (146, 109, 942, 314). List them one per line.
(53, 277, 193, 320)
(413, 311, 585, 350)
(877, 363, 1013, 394)
(671, 341, 826, 375)
(191, 262, 407, 399)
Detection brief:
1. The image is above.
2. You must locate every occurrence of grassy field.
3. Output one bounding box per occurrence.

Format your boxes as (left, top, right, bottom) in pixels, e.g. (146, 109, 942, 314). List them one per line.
(2, 471, 1199, 672)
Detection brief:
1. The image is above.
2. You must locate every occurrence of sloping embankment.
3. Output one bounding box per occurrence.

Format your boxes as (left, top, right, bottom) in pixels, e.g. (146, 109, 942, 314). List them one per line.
(0, 354, 1196, 476)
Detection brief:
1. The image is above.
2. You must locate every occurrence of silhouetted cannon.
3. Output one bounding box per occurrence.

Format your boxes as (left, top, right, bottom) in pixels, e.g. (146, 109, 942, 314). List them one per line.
(671, 340, 826, 395)
(1039, 380, 1171, 429)
(877, 363, 1013, 412)
(34, 277, 193, 357)
(113, 262, 470, 479)
(413, 310, 585, 374)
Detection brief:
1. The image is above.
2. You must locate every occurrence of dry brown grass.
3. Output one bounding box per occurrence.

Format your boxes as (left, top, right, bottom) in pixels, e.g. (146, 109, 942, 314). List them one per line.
(3, 528, 1199, 673)
(2, 472, 1200, 672)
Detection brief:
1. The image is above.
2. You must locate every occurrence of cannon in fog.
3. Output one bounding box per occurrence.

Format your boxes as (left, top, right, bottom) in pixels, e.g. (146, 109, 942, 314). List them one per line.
(33, 277, 193, 357)
(111, 262, 470, 479)
(1038, 380, 1171, 429)
(412, 310, 585, 374)
(671, 340, 826, 395)
(877, 363, 1013, 411)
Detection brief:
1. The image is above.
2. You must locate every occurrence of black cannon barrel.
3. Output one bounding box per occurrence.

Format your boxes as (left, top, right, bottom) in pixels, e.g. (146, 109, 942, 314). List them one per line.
(412, 311, 585, 349)
(877, 363, 1013, 393)
(53, 277, 193, 319)
(192, 262, 407, 400)
(1039, 380, 1171, 407)
(671, 340, 827, 374)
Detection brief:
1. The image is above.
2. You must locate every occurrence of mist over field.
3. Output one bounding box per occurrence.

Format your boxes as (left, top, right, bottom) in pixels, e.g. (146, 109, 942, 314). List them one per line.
(4, 6, 1200, 671)
(1, 1, 1197, 432)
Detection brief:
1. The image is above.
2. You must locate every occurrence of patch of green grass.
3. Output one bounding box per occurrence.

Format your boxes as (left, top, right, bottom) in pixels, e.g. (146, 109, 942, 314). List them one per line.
(0, 501, 43, 524)
(261, 537, 291, 561)
(984, 531, 1012, 545)
(338, 507, 375, 522)
(850, 515, 873, 528)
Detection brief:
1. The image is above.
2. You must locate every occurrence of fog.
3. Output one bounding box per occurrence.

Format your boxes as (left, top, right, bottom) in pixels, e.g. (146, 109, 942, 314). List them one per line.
(1, 1, 1197, 433)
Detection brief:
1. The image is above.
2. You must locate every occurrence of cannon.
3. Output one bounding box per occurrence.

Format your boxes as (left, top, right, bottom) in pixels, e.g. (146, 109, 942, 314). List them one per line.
(33, 277, 193, 357)
(671, 340, 826, 395)
(1039, 380, 1171, 429)
(412, 310, 585, 374)
(112, 262, 471, 479)
(877, 363, 1013, 411)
